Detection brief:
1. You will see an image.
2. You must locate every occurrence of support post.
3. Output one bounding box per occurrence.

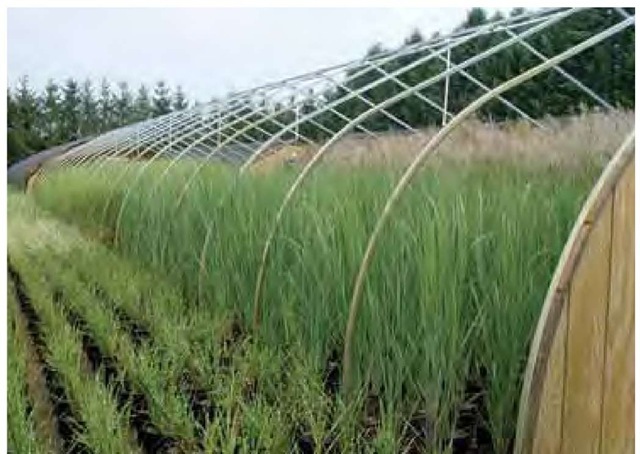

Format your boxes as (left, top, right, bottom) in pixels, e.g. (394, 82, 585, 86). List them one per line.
(442, 46, 451, 126)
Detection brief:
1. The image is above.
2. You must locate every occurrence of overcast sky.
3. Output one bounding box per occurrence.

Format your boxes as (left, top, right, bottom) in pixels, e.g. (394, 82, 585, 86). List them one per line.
(8, 8, 503, 102)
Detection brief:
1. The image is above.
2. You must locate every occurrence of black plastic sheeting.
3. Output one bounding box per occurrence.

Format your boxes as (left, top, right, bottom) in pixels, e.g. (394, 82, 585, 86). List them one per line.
(7, 139, 91, 190)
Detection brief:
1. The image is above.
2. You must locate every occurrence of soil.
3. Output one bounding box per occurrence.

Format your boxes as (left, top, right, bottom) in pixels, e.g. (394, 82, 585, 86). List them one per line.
(179, 372, 219, 436)
(60, 273, 219, 450)
(322, 348, 341, 398)
(362, 392, 382, 442)
(12, 288, 62, 452)
(219, 315, 246, 370)
(14, 259, 503, 453)
(75, 273, 152, 347)
(60, 296, 181, 454)
(402, 411, 436, 453)
(112, 306, 152, 346)
(451, 370, 494, 454)
(8, 263, 90, 454)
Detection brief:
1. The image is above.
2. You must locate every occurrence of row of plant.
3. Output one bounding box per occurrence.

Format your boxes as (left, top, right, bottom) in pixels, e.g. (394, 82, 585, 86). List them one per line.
(37, 254, 199, 448)
(9, 192, 415, 452)
(30, 149, 601, 451)
(7, 276, 50, 454)
(8, 254, 139, 453)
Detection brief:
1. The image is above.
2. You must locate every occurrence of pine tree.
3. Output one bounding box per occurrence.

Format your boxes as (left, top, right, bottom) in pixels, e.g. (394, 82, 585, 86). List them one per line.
(462, 8, 488, 28)
(172, 85, 189, 111)
(98, 78, 115, 132)
(7, 88, 17, 129)
(11, 76, 46, 153)
(7, 87, 31, 164)
(61, 78, 81, 139)
(14, 75, 39, 133)
(79, 79, 98, 137)
(5, 8, 635, 163)
(134, 84, 152, 121)
(404, 29, 424, 46)
(152, 81, 172, 117)
(41, 79, 61, 144)
(115, 81, 134, 126)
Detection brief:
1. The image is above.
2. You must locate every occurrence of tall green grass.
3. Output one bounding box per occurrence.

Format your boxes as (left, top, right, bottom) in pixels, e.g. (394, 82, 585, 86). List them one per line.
(33, 156, 599, 450)
(8, 190, 392, 452)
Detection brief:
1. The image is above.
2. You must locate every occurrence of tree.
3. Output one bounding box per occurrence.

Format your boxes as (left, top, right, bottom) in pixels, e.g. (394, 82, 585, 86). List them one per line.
(61, 78, 81, 139)
(404, 29, 424, 46)
(4, 8, 634, 163)
(152, 81, 172, 117)
(10, 76, 46, 155)
(366, 43, 385, 57)
(490, 10, 505, 22)
(14, 75, 39, 133)
(40, 79, 61, 144)
(7, 130, 30, 165)
(7, 88, 31, 165)
(462, 8, 488, 28)
(7, 88, 17, 129)
(115, 81, 134, 126)
(98, 78, 115, 131)
(134, 84, 152, 121)
(79, 79, 98, 137)
(172, 85, 189, 111)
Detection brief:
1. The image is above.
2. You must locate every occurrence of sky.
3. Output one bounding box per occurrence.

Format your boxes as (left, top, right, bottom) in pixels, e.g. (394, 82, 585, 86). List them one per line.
(7, 8, 504, 102)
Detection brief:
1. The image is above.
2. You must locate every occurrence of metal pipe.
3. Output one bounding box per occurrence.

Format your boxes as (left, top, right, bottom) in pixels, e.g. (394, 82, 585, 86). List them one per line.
(341, 15, 635, 392)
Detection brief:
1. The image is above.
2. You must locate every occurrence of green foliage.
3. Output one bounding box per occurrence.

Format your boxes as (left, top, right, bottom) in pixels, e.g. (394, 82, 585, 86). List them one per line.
(153, 80, 173, 117)
(173, 85, 189, 111)
(97, 78, 115, 132)
(133, 84, 152, 122)
(6, 192, 386, 452)
(79, 79, 99, 136)
(115, 81, 134, 127)
(6, 76, 192, 166)
(7, 281, 49, 454)
(42, 79, 62, 142)
(32, 155, 601, 450)
(6, 7, 634, 163)
(7, 127, 35, 165)
(61, 78, 81, 139)
(10, 251, 141, 454)
(279, 8, 635, 141)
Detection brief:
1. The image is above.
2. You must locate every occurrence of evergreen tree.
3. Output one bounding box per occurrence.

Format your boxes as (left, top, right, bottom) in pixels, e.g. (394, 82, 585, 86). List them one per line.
(7, 87, 31, 165)
(40, 79, 62, 144)
(404, 29, 424, 46)
(134, 84, 152, 121)
(4, 8, 634, 164)
(462, 8, 488, 28)
(172, 85, 189, 111)
(61, 78, 81, 139)
(13, 76, 46, 152)
(152, 81, 172, 116)
(115, 81, 134, 126)
(14, 75, 39, 134)
(7, 88, 18, 130)
(79, 79, 98, 137)
(98, 78, 115, 131)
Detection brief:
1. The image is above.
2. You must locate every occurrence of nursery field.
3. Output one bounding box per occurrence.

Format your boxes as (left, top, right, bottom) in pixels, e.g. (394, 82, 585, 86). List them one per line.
(7, 141, 606, 454)
(7, 4, 635, 450)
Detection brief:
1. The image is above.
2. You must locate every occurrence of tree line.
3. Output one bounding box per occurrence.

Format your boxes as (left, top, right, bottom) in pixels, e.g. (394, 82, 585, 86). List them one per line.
(7, 7, 635, 165)
(238, 7, 635, 143)
(7, 78, 190, 165)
